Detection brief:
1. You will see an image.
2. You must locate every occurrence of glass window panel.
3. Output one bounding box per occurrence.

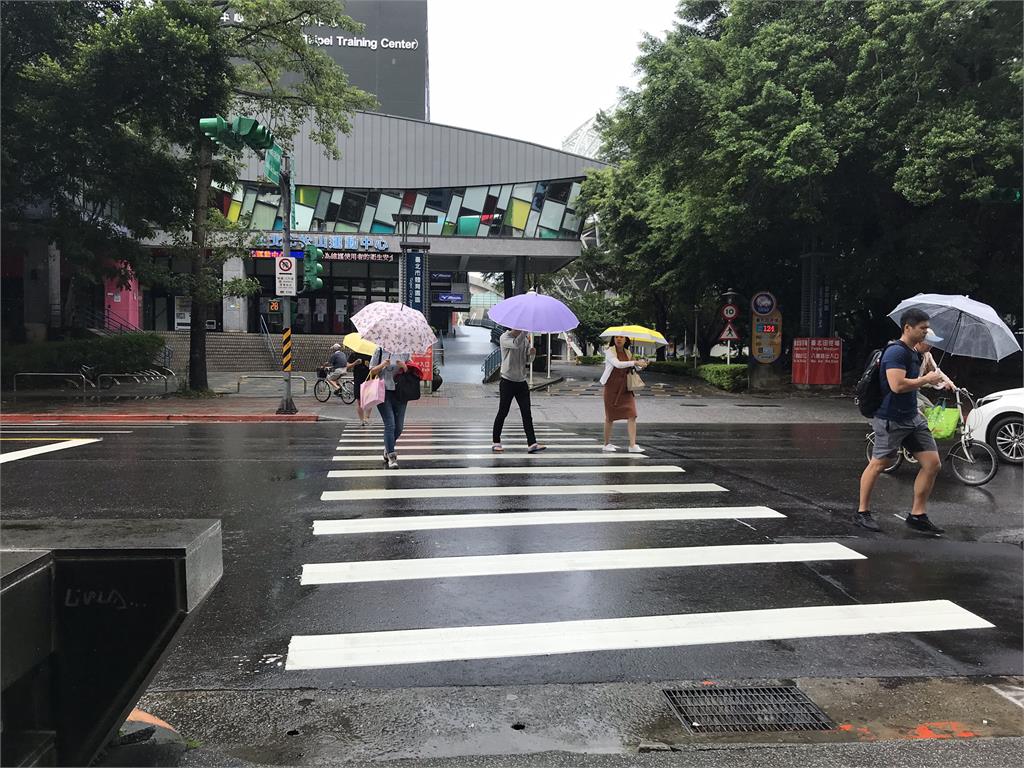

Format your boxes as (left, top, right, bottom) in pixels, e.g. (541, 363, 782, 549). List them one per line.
(483, 195, 498, 216)
(507, 198, 530, 230)
(313, 189, 331, 221)
(413, 193, 427, 215)
(369, 263, 394, 278)
(524, 209, 540, 238)
(374, 193, 401, 225)
(371, 279, 387, 292)
(227, 200, 242, 223)
(273, 216, 283, 231)
(539, 200, 566, 231)
(532, 182, 548, 211)
(424, 207, 446, 235)
(497, 185, 512, 210)
(442, 220, 456, 236)
(252, 202, 277, 230)
(477, 223, 491, 237)
(511, 183, 535, 202)
(446, 195, 462, 224)
(567, 181, 582, 210)
(241, 189, 257, 216)
(538, 227, 559, 239)
(360, 205, 376, 232)
(232, 185, 244, 202)
(367, 190, 381, 206)
(334, 222, 358, 232)
(351, 279, 367, 293)
(296, 186, 319, 207)
(462, 186, 488, 212)
(325, 189, 344, 222)
(370, 221, 395, 233)
(457, 215, 480, 235)
(425, 188, 451, 210)
(401, 190, 417, 209)
(339, 190, 367, 223)
(562, 211, 582, 232)
(294, 203, 315, 231)
(546, 181, 572, 204)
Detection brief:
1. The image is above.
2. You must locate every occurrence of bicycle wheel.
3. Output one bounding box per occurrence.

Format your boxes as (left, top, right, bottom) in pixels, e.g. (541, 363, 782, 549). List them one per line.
(949, 439, 998, 486)
(313, 379, 332, 403)
(340, 379, 356, 404)
(865, 432, 903, 473)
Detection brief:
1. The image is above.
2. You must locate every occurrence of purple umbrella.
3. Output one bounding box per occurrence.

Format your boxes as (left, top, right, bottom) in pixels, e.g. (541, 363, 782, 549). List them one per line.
(487, 291, 579, 333)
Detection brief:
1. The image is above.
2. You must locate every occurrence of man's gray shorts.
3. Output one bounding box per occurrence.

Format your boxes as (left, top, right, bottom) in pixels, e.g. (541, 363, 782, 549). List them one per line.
(871, 414, 938, 458)
(327, 368, 345, 381)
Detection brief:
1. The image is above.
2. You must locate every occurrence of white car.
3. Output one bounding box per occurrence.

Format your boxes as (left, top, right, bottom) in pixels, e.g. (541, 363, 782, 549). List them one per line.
(965, 388, 1024, 464)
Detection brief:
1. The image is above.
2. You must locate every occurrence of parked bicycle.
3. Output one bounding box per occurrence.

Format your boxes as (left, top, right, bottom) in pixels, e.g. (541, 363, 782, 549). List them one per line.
(314, 365, 355, 404)
(865, 387, 998, 486)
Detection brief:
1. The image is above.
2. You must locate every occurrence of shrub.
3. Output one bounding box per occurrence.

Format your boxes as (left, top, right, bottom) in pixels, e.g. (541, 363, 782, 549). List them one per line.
(576, 355, 605, 365)
(2, 333, 166, 386)
(696, 364, 748, 391)
(646, 360, 699, 377)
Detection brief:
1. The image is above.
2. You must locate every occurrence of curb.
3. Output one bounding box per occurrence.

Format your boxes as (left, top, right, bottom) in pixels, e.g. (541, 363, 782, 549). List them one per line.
(0, 414, 319, 423)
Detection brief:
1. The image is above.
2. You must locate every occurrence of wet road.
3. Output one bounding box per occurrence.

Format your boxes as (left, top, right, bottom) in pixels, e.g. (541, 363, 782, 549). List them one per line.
(1, 420, 1020, 692)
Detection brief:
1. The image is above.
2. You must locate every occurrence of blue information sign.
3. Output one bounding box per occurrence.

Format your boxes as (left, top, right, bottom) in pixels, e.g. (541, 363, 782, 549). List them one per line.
(405, 250, 425, 312)
(438, 293, 465, 303)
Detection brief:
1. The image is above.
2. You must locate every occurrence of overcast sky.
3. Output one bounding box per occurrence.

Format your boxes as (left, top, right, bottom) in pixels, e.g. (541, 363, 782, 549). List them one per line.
(426, 0, 680, 150)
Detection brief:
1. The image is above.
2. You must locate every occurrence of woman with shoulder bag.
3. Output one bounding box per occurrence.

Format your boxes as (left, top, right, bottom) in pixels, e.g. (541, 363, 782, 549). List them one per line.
(600, 335, 648, 453)
(369, 347, 412, 469)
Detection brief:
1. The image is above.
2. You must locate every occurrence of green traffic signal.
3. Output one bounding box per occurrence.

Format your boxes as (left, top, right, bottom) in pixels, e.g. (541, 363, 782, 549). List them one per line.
(232, 116, 275, 150)
(303, 243, 324, 291)
(198, 115, 243, 150)
(199, 115, 274, 152)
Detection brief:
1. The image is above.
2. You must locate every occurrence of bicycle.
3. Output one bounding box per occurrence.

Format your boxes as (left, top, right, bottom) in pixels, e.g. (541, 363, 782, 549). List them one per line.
(864, 387, 998, 486)
(314, 366, 355, 404)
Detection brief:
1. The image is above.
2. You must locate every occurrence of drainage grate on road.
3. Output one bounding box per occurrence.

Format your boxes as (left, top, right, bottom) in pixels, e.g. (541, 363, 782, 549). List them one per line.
(662, 685, 835, 734)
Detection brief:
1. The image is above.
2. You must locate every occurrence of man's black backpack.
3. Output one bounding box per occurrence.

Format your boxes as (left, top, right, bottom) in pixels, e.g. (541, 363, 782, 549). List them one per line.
(854, 341, 901, 417)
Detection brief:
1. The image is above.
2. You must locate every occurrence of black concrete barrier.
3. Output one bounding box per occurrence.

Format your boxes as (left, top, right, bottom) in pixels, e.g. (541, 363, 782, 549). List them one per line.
(1, 519, 222, 767)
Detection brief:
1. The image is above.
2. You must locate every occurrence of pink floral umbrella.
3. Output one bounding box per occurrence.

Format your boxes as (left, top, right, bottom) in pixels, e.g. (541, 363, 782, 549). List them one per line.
(351, 302, 436, 354)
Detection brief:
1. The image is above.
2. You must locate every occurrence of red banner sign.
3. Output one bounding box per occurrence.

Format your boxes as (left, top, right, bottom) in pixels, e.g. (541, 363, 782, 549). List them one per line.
(792, 337, 842, 385)
(409, 349, 433, 378)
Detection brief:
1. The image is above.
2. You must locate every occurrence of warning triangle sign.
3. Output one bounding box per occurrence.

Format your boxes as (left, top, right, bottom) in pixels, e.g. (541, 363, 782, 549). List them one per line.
(719, 322, 740, 341)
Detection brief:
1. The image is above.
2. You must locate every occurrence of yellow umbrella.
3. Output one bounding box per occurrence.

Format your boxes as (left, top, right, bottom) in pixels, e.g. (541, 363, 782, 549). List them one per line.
(599, 325, 668, 346)
(342, 332, 377, 356)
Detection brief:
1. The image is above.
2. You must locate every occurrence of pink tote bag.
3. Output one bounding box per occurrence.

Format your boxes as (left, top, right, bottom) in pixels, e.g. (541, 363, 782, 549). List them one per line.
(360, 376, 385, 410)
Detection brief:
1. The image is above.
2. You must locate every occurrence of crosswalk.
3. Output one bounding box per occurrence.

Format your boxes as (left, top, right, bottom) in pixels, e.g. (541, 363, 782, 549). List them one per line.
(285, 423, 995, 673)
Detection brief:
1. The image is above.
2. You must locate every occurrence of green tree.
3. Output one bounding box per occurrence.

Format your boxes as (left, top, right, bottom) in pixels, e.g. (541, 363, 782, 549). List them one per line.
(580, 0, 1022, 366)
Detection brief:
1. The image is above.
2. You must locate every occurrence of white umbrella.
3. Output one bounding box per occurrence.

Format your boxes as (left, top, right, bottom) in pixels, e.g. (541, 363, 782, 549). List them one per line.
(888, 294, 1021, 361)
(351, 302, 436, 354)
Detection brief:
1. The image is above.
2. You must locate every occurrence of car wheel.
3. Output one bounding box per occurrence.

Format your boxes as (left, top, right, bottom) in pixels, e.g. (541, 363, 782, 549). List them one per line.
(990, 414, 1024, 464)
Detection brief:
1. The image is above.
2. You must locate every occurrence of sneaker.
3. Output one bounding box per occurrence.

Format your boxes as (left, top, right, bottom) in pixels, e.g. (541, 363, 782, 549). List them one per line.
(528, 443, 546, 454)
(602, 444, 619, 453)
(628, 445, 645, 453)
(905, 513, 944, 534)
(492, 443, 504, 453)
(387, 452, 399, 470)
(854, 511, 882, 532)
(382, 451, 389, 466)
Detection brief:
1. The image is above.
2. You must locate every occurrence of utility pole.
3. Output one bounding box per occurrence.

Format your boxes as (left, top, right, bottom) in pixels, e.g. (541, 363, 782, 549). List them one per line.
(276, 154, 297, 414)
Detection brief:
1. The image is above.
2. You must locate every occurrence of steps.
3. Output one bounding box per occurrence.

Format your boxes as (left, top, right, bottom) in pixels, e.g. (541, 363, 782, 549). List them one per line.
(155, 332, 342, 373)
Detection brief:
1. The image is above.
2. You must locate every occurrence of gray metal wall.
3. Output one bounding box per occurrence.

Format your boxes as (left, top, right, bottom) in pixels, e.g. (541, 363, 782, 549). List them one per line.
(243, 112, 607, 189)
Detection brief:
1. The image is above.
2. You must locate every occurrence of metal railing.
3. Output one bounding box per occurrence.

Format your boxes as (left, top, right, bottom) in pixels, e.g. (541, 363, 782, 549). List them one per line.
(237, 374, 307, 394)
(481, 347, 502, 382)
(258, 315, 277, 362)
(97, 370, 177, 396)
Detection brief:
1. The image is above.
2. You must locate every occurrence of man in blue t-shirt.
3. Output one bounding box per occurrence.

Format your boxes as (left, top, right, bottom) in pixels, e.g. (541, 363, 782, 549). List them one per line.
(856, 308, 946, 534)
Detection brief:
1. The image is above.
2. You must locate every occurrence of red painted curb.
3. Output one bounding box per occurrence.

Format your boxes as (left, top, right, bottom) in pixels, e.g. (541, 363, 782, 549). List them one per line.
(0, 414, 318, 423)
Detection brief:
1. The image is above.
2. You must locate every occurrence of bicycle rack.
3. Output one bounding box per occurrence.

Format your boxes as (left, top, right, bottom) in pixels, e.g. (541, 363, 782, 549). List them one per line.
(12, 373, 89, 403)
(237, 374, 307, 394)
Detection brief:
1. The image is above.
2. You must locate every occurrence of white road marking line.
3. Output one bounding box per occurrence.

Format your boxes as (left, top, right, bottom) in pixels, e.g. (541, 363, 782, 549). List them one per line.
(321, 482, 725, 501)
(0, 438, 102, 464)
(6, 423, 176, 428)
(332, 453, 648, 462)
(301, 542, 864, 585)
(313, 506, 785, 535)
(350, 428, 569, 433)
(335, 444, 605, 451)
(286, 600, 994, 670)
(987, 684, 1024, 709)
(0, 430, 134, 434)
(327, 465, 684, 479)
(338, 437, 596, 444)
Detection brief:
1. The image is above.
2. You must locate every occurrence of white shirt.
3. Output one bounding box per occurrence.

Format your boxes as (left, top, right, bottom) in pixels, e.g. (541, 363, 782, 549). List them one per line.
(600, 347, 637, 386)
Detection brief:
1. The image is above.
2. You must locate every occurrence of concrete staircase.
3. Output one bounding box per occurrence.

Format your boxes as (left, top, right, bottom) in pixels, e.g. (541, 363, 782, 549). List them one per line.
(155, 332, 342, 374)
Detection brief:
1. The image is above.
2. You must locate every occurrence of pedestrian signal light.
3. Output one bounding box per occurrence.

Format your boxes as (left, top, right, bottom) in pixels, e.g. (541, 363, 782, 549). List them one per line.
(303, 243, 324, 292)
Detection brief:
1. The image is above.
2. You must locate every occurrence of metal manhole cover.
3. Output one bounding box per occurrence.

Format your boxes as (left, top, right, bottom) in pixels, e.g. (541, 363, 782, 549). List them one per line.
(662, 685, 835, 733)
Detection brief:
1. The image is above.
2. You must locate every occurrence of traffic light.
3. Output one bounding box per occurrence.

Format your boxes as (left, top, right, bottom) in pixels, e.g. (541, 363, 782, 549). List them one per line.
(303, 243, 324, 292)
(198, 115, 244, 150)
(232, 116, 275, 151)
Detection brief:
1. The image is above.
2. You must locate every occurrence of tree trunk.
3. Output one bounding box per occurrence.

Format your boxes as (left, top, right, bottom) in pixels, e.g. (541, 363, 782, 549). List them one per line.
(188, 141, 214, 391)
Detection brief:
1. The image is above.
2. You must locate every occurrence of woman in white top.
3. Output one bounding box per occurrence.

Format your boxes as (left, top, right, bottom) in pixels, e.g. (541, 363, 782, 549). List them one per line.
(600, 335, 648, 453)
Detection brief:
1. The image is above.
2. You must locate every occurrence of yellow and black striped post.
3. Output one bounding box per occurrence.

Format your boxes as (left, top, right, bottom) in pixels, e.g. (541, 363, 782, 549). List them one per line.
(281, 327, 293, 372)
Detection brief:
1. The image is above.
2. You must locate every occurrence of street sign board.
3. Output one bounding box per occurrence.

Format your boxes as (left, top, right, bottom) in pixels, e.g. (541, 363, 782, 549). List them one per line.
(719, 322, 740, 342)
(275, 255, 296, 296)
(751, 291, 777, 315)
(792, 337, 842, 385)
(264, 144, 282, 185)
(721, 304, 739, 321)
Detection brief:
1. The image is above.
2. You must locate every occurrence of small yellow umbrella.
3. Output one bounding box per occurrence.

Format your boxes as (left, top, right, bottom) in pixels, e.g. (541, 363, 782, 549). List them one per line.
(342, 332, 377, 356)
(599, 325, 668, 346)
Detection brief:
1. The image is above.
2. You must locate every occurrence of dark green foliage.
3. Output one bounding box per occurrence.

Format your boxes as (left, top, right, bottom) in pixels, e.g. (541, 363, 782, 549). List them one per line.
(2, 333, 166, 385)
(646, 360, 748, 391)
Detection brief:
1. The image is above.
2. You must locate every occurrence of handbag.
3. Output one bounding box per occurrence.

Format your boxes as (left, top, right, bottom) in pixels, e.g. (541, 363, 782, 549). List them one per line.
(626, 369, 646, 392)
(394, 370, 421, 403)
(359, 374, 385, 411)
(924, 403, 959, 440)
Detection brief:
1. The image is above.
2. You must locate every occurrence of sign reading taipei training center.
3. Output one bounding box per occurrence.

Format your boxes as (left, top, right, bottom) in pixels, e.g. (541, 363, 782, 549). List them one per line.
(275, 255, 296, 296)
(404, 250, 425, 313)
(792, 337, 842, 386)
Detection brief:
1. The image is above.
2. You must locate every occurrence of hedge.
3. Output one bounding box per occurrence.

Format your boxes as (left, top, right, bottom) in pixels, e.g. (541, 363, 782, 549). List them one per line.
(576, 355, 605, 365)
(2, 333, 166, 386)
(646, 360, 748, 391)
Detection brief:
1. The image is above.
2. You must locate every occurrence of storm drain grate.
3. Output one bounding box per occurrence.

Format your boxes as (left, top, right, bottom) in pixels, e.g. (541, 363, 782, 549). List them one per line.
(662, 685, 835, 734)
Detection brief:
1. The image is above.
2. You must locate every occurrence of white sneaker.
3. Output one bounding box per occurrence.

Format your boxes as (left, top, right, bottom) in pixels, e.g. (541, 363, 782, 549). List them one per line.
(628, 445, 645, 453)
(602, 444, 619, 452)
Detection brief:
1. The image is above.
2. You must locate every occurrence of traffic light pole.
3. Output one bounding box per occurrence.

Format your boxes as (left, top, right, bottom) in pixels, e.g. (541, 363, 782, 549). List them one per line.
(276, 154, 297, 414)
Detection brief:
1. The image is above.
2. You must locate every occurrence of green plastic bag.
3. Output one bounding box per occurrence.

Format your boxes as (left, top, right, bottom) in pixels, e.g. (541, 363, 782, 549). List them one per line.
(924, 404, 959, 440)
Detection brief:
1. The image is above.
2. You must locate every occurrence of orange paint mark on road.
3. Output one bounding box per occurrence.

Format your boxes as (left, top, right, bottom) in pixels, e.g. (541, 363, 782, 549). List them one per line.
(837, 724, 853, 731)
(911, 721, 977, 740)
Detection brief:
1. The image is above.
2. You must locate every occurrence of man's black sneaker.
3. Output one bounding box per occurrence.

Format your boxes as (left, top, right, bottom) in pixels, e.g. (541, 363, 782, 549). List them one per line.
(854, 511, 882, 532)
(905, 514, 945, 534)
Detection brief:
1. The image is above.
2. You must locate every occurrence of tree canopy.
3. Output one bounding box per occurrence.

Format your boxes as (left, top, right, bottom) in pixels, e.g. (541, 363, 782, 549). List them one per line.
(578, 0, 1022, 362)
